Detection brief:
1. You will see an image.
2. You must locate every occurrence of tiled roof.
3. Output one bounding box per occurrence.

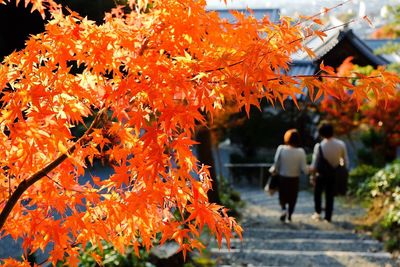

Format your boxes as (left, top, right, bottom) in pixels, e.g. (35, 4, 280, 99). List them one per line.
(346, 30, 390, 66)
(287, 61, 317, 99)
(287, 60, 317, 76)
(291, 24, 346, 62)
(292, 26, 390, 67)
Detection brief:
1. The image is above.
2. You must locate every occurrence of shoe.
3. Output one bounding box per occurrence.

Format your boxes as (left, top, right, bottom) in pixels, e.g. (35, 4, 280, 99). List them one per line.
(311, 212, 321, 221)
(324, 218, 332, 223)
(280, 211, 287, 222)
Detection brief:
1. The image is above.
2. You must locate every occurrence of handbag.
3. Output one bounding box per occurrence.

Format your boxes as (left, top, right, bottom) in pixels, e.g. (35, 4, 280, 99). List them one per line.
(264, 148, 281, 196)
(334, 165, 349, 196)
(264, 173, 280, 196)
(315, 145, 335, 178)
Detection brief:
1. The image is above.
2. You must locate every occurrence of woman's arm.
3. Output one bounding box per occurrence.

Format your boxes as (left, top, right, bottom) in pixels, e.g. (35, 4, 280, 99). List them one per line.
(310, 143, 319, 172)
(274, 145, 283, 164)
(342, 142, 350, 168)
(300, 149, 309, 175)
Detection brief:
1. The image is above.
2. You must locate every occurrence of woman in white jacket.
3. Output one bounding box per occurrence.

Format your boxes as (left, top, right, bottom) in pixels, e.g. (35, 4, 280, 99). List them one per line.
(272, 129, 309, 222)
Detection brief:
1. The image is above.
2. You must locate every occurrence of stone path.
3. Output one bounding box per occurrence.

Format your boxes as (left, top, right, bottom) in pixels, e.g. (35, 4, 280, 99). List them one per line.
(210, 186, 400, 267)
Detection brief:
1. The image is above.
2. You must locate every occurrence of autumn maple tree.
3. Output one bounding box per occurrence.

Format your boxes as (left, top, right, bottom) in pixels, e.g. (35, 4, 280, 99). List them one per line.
(362, 91, 400, 161)
(319, 59, 400, 162)
(0, 0, 398, 265)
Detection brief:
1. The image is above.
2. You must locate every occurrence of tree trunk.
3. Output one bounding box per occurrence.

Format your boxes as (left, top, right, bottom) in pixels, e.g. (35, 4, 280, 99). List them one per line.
(195, 126, 221, 204)
(212, 131, 224, 179)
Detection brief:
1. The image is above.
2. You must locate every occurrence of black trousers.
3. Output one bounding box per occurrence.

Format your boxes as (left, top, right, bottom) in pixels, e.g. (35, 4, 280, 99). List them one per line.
(314, 175, 335, 221)
(278, 176, 299, 220)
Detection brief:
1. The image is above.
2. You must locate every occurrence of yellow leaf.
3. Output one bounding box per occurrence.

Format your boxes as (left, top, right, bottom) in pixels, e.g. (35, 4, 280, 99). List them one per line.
(57, 141, 68, 154)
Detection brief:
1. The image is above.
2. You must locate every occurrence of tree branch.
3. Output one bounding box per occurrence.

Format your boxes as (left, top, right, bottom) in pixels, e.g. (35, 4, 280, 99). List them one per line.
(197, 74, 383, 85)
(0, 107, 108, 231)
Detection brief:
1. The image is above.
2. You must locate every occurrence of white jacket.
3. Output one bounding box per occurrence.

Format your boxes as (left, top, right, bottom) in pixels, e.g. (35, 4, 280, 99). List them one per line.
(273, 145, 309, 177)
(311, 138, 349, 169)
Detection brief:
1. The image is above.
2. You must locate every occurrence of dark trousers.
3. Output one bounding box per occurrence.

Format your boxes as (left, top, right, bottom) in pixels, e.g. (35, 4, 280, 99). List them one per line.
(278, 176, 299, 220)
(314, 175, 335, 221)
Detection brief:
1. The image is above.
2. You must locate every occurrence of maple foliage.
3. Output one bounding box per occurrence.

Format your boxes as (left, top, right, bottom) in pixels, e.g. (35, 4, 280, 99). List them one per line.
(320, 95, 360, 136)
(319, 58, 363, 136)
(363, 91, 400, 156)
(320, 58, 400, 142)
(0, 0, 399, 265)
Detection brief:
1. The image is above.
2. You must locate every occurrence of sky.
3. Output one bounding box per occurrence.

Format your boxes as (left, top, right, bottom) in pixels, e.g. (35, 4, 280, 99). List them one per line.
(205, 0, 399, 37)
(206, 0, 397, 9)
(207, 0, 347, 9)
(206, 0, 398, 16)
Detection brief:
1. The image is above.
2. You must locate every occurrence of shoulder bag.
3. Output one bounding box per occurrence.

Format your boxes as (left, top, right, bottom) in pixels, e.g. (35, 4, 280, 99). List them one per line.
(264, 148, 282, 196)
(316, 144, 348, 196)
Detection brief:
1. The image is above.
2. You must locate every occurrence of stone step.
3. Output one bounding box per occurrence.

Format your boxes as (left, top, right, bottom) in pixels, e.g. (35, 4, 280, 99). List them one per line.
(217, 238, 382, 252)
(214, 187, 400, 266)
(211, 248, 396, 267)
(240, 228, 372, 241)
(212, 248, 392, 258)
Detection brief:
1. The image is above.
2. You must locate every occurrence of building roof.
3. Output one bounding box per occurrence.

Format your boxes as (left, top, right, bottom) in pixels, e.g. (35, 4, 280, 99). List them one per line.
(292, 26, 390, 68)
(287, 60, 317, 76)
(343, 30, 390, 66)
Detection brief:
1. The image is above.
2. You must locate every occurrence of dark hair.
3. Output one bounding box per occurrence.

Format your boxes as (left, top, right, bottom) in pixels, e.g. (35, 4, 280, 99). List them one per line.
(318, 122, 334, 138)
(284, 129, 301, 147)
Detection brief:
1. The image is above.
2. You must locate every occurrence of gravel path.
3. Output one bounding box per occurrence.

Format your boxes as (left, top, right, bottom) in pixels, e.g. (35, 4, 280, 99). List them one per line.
(210, 186, 400, 267)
